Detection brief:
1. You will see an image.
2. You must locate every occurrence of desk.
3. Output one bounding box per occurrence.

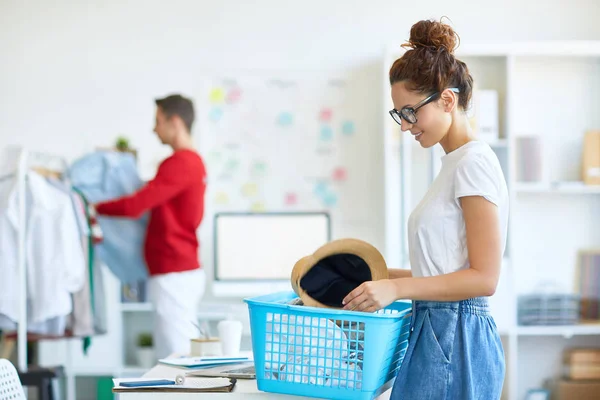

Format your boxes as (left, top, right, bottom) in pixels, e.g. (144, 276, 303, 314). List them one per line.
(114, 362, 393, 399)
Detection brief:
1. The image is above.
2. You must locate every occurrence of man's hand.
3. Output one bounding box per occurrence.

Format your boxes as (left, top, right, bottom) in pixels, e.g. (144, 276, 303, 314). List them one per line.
(342, 279, 399, 312)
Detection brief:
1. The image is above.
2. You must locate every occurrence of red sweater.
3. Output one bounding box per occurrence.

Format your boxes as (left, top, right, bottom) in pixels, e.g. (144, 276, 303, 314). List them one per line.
(96, 150, 206, 276)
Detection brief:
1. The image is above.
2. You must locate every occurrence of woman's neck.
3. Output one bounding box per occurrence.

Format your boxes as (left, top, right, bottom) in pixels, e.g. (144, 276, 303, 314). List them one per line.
(439, 112, 475, 154)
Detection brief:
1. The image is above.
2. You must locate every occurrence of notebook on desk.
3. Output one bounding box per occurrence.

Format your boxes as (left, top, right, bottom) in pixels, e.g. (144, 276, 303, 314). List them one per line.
(112, 377, 236, 393)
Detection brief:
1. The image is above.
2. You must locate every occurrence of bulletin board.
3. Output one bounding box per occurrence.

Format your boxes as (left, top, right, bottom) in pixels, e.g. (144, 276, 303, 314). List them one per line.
(196, 73, 376, 229)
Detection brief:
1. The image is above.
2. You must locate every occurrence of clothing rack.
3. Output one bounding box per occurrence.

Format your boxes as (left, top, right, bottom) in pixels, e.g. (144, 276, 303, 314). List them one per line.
(14, 147, 75, 400)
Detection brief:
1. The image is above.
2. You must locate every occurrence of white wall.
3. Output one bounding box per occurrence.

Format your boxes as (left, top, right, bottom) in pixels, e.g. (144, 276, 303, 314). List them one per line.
(1, 0, 599, 252)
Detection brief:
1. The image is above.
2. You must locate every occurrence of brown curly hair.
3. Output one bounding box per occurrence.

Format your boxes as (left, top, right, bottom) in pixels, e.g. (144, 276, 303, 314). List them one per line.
(389, 18, 473, 110)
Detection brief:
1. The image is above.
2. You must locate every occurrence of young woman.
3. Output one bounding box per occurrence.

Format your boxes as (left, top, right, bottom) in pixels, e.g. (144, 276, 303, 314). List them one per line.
(342, 19, 508, 399)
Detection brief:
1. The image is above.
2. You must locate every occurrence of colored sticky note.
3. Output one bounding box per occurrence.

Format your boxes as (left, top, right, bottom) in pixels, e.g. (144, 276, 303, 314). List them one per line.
(319, 108, 333, 122)
(215, 192, 229, 205)
(242, 183, 258, 197)
(314, 182, 328, 196)
(323, 192, 338, 207)
(226, 88, 242, 104)
(209, 107, 223, 122)
(225, 158, 239, 171)
(251, 201, 266, 212)
(285, 193, 298, 205)
(277, 112, 293, 127)
(332, 167, 347, 182)
(209, 88, 225, 104)
(342, 120, 355, 136)
(251, 161, 267, 176)
(320, 125, 333, 141)
(207, 151, 222, 164)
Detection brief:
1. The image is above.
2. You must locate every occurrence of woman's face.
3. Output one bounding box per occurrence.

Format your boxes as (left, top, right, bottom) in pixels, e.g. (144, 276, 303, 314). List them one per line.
(390, 81, 453, 149)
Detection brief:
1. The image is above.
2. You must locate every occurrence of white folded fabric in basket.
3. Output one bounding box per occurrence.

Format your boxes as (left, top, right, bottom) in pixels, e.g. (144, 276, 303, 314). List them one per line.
(264, 314, 362, 388)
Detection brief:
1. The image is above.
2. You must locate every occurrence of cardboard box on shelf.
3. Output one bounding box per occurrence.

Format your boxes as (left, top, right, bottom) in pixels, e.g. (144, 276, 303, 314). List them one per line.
(582, 131, 600, 185)
(553, 379, 600, 400)
(564, 348, 600, 365)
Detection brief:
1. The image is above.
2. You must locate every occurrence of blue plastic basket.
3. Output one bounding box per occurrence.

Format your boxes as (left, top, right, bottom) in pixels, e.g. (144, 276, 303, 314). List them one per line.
(245, 292, 412, 400)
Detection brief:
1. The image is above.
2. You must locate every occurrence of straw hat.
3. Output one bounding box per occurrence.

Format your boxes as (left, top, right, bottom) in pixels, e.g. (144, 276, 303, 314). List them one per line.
(290, 238, 388, 309)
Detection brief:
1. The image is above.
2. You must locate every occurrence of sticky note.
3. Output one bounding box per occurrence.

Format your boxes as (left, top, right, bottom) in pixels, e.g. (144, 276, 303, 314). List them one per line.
(319, 108, 333, 122)
(225, 159, 239, 171)
(209, 88, 226, 104)
(251, 161, 267, 176)
(215, 192, 229, 205)
(226, 88, 242, 104)
(314, 182, 328, 196)
(209, 108, 223, 122)
(285, 193, 298, 205)
(207, 151, 222, 164)
(277, 112, 293, 127)
(342, 120, 355, 136)
(324, 192, 338, 207)
(320, 125, 333, 141)
(241, 183, 258, 197)
(251, 201, 266, 212)
(332, 167, 347, 182)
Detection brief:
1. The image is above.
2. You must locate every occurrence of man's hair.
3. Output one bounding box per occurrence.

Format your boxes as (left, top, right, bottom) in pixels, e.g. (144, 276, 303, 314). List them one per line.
(155, 94, 195, 133)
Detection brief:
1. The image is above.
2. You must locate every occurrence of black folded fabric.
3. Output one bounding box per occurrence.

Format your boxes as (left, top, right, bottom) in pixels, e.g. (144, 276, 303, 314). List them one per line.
(299, 254, 372, 307)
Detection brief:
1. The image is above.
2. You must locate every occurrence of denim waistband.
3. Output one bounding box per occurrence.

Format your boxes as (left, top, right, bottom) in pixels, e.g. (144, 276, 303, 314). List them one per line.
(413, 297, 490, 316)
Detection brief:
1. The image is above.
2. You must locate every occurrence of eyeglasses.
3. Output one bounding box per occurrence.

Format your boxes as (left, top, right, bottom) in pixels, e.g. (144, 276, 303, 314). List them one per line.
(389, 88, 460, 126)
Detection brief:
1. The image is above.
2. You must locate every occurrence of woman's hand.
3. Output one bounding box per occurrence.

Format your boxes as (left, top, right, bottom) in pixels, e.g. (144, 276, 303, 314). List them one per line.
(342, 279, 400, 312)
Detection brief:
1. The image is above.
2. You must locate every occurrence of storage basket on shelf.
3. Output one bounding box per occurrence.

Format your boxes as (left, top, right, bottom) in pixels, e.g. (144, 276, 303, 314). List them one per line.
(245, 291, 412, 400)
(518, 293, 581, 325)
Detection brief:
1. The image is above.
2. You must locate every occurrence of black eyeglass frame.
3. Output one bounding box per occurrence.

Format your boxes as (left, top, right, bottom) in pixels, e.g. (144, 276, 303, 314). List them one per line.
(389, 87, 460, 126)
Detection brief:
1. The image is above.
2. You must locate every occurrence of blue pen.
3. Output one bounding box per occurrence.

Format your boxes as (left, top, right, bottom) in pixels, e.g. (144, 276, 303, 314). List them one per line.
(120, 379, 176, 387)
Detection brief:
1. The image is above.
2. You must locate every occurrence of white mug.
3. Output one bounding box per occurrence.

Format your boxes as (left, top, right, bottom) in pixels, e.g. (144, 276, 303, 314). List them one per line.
(217, 319, 243, 357)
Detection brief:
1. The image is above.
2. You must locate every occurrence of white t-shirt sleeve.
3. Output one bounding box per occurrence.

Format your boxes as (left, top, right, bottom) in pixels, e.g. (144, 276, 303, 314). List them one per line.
(454, 153, 500, 207)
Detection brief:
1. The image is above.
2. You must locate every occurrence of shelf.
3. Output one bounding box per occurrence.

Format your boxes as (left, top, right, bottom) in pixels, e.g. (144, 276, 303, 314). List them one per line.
(457, 41, 600, 57)
(120, 302, 230, 320)
(517, 324, 600, 338)
(119, 366, 148, 376)
(515, 182, 600, 194)
(72, 367, 119, 377)
(487, 139, 509, 148)
(120, 302, 153, 312)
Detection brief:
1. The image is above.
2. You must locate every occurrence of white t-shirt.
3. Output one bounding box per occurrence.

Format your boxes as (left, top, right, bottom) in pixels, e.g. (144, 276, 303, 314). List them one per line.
(407, 140, 509, 277)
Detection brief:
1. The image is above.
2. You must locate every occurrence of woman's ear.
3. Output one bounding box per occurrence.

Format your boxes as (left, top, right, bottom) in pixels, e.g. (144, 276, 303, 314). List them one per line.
(440, 88, 458, 113)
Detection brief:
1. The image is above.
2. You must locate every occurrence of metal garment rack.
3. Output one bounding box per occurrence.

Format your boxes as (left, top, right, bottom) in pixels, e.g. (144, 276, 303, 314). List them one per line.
(14, 147, 76, 400)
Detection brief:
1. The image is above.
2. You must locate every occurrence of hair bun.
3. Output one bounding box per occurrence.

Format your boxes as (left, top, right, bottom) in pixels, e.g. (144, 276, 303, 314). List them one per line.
(406, 19, 458, 54)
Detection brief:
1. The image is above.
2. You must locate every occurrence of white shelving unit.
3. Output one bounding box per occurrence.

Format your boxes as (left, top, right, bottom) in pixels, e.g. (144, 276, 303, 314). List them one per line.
(38, 267, 253, 399)
(383, 41, 600, 400)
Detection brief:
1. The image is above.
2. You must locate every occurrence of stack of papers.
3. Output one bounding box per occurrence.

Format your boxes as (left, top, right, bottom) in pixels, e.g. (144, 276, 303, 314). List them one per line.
(158, 355, 252, 369)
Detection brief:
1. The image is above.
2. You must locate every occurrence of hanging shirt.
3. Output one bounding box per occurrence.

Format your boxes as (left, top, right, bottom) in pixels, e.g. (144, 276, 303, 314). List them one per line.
(0, 172, 86, 324)
(96, 149, 207, 276)
(68, 151, 148, 283)
(407, 141, 509, 278)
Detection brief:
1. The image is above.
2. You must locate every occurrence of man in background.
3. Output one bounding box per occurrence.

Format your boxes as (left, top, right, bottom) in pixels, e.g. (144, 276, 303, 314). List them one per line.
(95, 94, 207, 360)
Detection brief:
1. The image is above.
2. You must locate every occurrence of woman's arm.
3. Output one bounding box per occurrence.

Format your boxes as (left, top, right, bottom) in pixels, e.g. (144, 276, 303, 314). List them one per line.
(388, 268, 412, 279)
(343, 195, 502, 311)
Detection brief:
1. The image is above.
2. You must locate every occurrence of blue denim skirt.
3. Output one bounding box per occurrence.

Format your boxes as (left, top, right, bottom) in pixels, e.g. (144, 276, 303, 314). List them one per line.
(390, 297, 505, 400)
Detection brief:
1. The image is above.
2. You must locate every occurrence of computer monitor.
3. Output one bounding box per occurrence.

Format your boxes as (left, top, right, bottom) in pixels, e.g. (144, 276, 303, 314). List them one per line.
(212, 212, 331, 297)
